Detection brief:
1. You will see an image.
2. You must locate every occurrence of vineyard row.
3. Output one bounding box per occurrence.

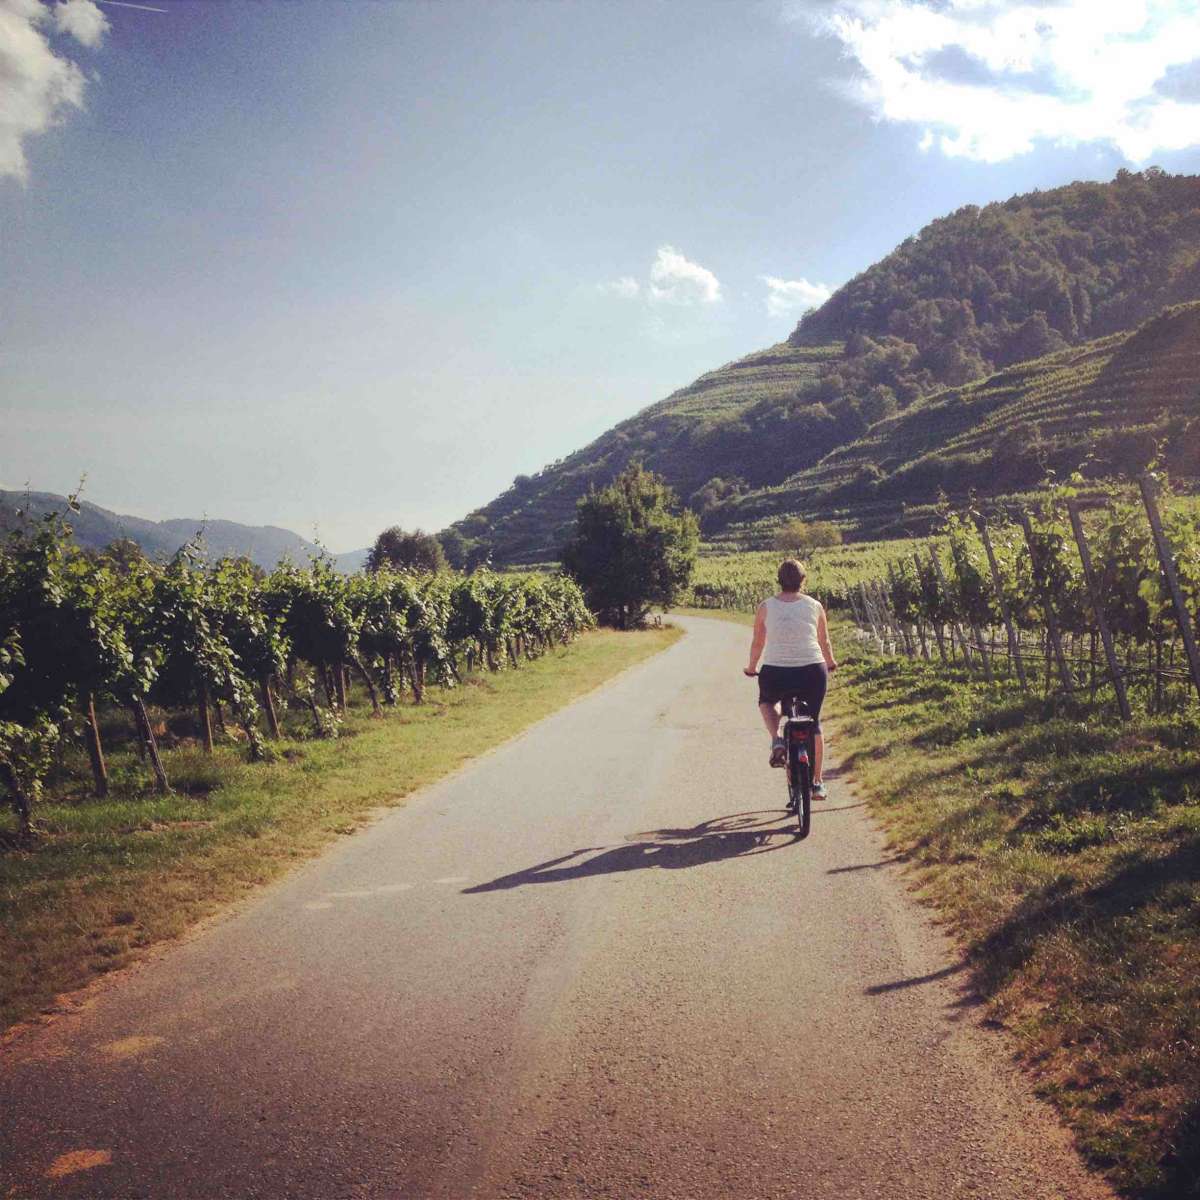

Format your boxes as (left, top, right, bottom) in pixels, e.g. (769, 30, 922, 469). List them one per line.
(847, 475, 1200, 717)
(0, 508, 593, 835)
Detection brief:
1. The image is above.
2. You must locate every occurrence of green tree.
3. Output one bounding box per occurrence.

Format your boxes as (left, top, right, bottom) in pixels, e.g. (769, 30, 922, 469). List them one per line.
(561, 465, 698, 629)
(436, 527, 468, 570)
(859, 384, 898, 426)
(773, 518, 843, 560)
(366, 526, 447, 574)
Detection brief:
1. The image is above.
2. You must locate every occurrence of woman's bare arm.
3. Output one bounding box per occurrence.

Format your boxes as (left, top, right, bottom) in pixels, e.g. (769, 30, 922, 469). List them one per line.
(818, 606, 838, 671)
(745, 603, 767, 675)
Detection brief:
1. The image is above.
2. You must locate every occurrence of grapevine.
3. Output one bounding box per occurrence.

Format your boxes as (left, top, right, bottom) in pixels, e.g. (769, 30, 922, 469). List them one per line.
(0, 514, 593, 835)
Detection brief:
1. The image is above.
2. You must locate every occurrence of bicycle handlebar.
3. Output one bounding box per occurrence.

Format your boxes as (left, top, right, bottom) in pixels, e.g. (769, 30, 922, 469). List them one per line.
(744, 665, 837, 676)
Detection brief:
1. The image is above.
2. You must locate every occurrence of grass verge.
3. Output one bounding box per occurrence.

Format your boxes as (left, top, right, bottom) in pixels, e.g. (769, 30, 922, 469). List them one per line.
(1, 626, 680, 1036)
(827, 634, 1200, 1199)
(675, 606, 1200, 1195)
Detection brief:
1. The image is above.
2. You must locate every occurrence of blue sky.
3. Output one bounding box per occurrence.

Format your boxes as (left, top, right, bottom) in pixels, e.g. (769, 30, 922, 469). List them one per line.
(4, 0, 1200, 551)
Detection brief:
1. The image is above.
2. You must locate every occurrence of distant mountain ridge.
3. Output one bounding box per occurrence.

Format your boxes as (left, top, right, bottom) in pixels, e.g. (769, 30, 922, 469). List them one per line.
(0, 490, 369, 573)
(451, 169, 1200, 562)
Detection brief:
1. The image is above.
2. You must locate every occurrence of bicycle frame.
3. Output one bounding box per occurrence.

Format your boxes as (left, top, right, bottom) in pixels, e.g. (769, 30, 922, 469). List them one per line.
(749, 673, 815, 839)
(781, 695, 814, 839)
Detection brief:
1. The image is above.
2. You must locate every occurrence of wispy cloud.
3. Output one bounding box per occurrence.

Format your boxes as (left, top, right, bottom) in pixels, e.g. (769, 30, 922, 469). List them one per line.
(601, 245, 722, 307)
(761, 275, 832, 319)
(598, 275, 640, 299)
(812, 0, 1200, 163)
(0, 0, 109, 183)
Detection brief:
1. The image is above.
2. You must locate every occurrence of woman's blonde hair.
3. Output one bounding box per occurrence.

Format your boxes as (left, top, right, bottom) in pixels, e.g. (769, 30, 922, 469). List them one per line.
(777, 559, 806, 592)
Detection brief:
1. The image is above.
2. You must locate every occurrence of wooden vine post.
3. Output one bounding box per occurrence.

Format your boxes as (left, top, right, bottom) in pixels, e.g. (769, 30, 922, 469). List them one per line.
(855, 589, 871, 632)
(83, 693, 109, 797)
(1016, 509, 1074, 694)
(877, 581, 904, 654)
(866, 581, 890, 651)
(350, 657, 383, 717)
(915, 550, 947, 662)
(948, 540, 994, 684)
(928, 547, 974, 671)
(857, 581, 879, 642)
(1138, 474, 1200, 703)
(198, 684, 215, 753)
(130, 696, 170, 793)
(260, 678, 282, 739)
(886, 563, 917, 657)
(869, 580, 897, 654)
(847, 586, 865, 630)
(975, 518, 1028, 691)
(1065, 498, 1132, 721)
(880, 579, 914, 658)
(873, 578, 893, 650)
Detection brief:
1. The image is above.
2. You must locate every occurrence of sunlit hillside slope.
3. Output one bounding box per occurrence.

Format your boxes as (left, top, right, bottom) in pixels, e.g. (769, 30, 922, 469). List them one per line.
(453, 341, 840, 563)
(711, 300, 1200, 544)
(454, 169, 1200, 563)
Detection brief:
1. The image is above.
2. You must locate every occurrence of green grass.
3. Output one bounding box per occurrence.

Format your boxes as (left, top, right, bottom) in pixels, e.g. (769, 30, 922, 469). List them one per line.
(827, 634, 1200, 1198)
(677, 606, 1200, 1192)
(0, 627, 680, 1035)
(689, 537, 933, 609)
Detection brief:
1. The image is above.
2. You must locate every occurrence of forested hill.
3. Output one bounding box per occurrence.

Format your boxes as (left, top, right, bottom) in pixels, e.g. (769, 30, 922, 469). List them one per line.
(710, 300, 1200, 546)
(453, 169, 1200, 564)
(793, 168, 1200, 389)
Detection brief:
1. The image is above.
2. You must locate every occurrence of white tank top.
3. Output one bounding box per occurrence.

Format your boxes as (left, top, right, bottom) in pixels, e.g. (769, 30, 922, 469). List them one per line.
(762, 594, 824, 667)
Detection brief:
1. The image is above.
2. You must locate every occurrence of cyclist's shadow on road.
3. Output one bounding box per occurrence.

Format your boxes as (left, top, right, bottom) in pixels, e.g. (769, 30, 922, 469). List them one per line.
(462, 811, 792, 894)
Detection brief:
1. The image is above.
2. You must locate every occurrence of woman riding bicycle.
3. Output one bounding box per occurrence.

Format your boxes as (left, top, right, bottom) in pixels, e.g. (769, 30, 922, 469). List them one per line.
(743, 559, 838, 798)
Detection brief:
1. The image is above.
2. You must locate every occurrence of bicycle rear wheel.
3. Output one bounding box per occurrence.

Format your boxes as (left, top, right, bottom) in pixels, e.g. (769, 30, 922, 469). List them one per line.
(788, 743, 812, 839)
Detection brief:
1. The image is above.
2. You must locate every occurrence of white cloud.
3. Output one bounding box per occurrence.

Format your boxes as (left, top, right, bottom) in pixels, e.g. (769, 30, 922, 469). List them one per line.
(816, 0, 1200, 163)
(54, 0, 107, 48)
(598, 245, 722, 308)
(0, 0, 108, 182)
(647, 244, 721, 305)
(761, 274, 833, 319)
(598, 275, 640, 299)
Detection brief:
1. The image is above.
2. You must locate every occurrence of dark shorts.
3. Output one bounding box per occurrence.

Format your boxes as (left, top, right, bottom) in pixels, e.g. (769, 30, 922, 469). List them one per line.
(757, 663, 827, 732)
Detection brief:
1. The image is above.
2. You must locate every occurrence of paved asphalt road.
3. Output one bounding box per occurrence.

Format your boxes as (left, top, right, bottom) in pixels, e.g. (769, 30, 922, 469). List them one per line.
(2, 616, 1113, 1200)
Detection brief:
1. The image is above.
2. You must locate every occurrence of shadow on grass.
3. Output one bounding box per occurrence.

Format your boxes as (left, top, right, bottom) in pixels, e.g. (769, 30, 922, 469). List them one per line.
(462, 810, 795, 893)
(911, 696, 1076, 751)
(1150, 1102, 1200, 1200)
(969, 835, 1200, 1197)
(871, 718, 1197, 830)
(974, 836, 1200, 997)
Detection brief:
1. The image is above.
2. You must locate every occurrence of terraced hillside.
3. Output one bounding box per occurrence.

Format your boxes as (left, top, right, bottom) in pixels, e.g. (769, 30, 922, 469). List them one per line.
(712, 301, 1200, 545)
(456, 169, 1200, 564)
(455, 341, 838, 563)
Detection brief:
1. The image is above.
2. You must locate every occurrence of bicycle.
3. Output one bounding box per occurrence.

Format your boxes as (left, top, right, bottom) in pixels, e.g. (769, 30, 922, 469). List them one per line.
(749, 675, 815, 839)
(780, 693, 815, 840)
